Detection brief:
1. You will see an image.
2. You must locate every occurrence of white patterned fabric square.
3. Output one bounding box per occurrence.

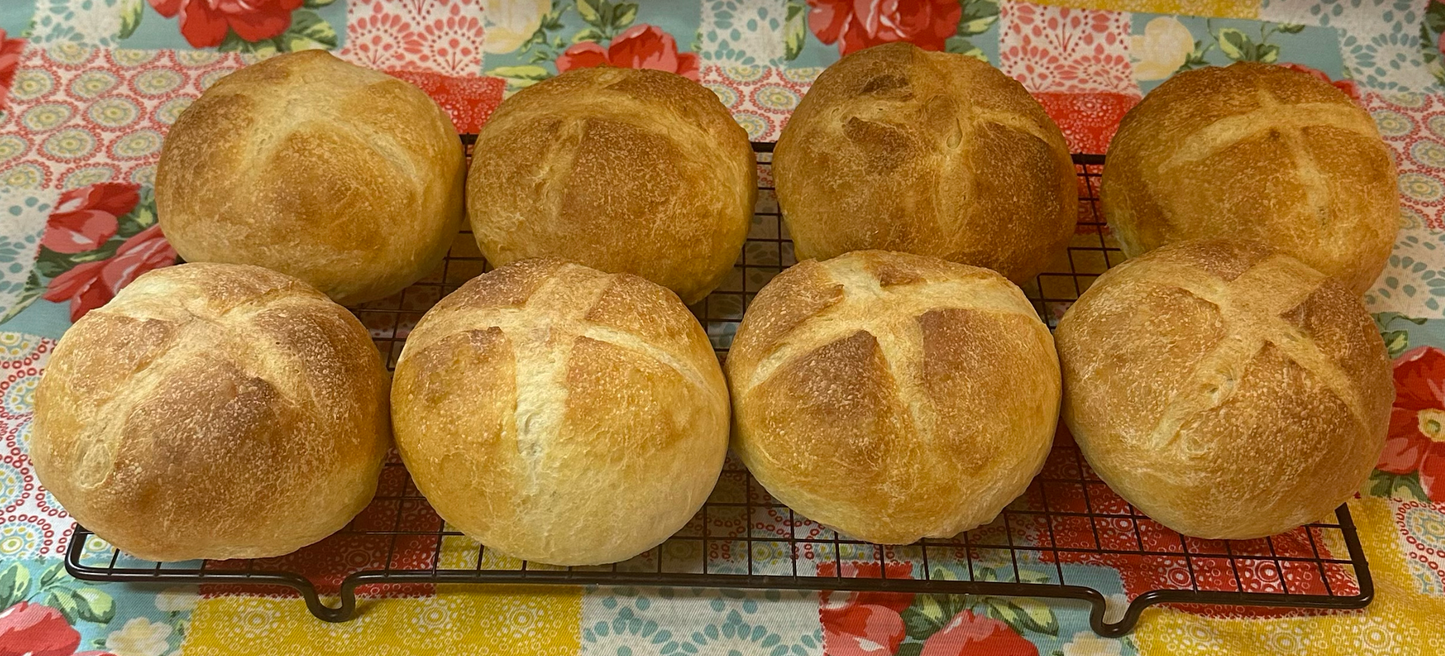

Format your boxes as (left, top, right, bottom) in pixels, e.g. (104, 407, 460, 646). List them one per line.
(0, 187, 57, 322)
(1258, 0, 1336, 27)
(338, 0, 486, 75)
(580, 587, 823, 656)
(1264, 0, 1441, 92)
(27, 0, 126, 48)
(700, 0, 789, 67)
(998, 1, 1138, 95)
(1363, 92, 1445, 317)
(1369, 226, 1445, 318)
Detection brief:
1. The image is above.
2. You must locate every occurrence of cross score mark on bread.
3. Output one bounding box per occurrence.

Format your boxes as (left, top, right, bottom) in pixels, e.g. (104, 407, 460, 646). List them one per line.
(400, 268, 714, 495)
(728, 251, 1060, 544)
(742, 262, 1036, 408)
(1158, 90, 1380, 232)
(155, 51, 466, 306)
(32, 263, 390, 562)
(467, 67, 756, 305)
(391, 259, 729, 565)
(1058, 240, 1392, 539)
(1102, 63, 1398, 296)
(1135, 254, 1374, 449)
(773, 43, 1077, 284)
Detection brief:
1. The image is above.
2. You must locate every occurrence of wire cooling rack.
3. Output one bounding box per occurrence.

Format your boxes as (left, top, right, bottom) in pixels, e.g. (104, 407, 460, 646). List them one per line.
(65, 142, 1372, 636)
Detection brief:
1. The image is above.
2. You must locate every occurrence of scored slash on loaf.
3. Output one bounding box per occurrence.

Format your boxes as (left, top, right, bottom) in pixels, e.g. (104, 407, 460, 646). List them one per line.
(1056, 240, 1392, 540)
(1102, 62, 1398, 295)
(727, 250, 1060, 545)
(390, 259, 730, 567)
(773, 42, 1078, 284)
(31, 263, 391, 562)
(156, 50, 466, 306)
(467, 67, 756, 305)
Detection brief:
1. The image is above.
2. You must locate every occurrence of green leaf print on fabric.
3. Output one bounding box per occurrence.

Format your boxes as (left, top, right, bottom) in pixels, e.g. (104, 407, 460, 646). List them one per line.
(1210, 21, 1303, 64)
(73, 588, 117, 624)
(488, 64, 553, 88)
(575, 0, 639, 42)
(216, 8, 335, 54)
(1368, 469, 1429, 501)
(945, 0, 998, 62)
(282, 9, 338, 51)
(784, 0, 807, 61)
(118, 0, 144, 40)
(0, 562, 32, 608)
(0, 270, 44, 324)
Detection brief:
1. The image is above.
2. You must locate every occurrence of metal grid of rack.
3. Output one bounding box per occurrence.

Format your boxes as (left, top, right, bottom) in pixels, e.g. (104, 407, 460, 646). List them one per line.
(64, 143, 1372, 636)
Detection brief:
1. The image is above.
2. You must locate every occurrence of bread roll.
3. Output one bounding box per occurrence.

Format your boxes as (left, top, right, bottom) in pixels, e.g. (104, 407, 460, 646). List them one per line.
(772, 43, 1077, 283)
(156, 50, 465, 305)
(1056, 240, 1392, 539)
(467, 67, 755, 305)
(391, 259, 729, 565)
(31, 263, 390, 561)
(727, 250, 1060, 544)
(1101, 62, 1398, 295)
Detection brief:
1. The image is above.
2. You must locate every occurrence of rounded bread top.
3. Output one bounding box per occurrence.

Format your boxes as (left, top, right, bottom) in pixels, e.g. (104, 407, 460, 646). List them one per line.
(32, 262, 390, 561)
(727, 250, 1060, 544)
(467, 67, 756, 305)
(156, 50, 465, 305)
(1056, 239, 1393, 538)
(773, 42, 1077, 283)
(391, 258, 730, 565)
(1101, 62, 1397, 295)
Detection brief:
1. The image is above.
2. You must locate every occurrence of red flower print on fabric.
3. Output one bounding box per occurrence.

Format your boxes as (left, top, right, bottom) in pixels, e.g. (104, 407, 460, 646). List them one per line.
(818, 562, 915, 656)
(148, 0, 304, 48)
(556, 25, 700, 81)
(1278, 62, 1361, 103)
(806, 0, 962, 55)
(0, 602, 113, 656)
(43, 224, 177, 322)
(41, 184, 140, 255)
(1378, 346, 1445, 503)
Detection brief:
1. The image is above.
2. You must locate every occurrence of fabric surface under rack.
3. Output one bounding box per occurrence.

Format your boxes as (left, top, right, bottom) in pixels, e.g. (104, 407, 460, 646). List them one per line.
(66, 148, 1372, 639)
(2, 2, 1445, 654)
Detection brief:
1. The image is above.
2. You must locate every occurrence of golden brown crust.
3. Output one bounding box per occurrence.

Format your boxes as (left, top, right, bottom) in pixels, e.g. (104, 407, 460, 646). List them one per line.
(466, 67, 755, 305)
(772, 43, 1077, 283)
(156, 50, 465, 305)
(1100, 62, 1398, 295)
(1055, 239, 1393, 539)
(31, 263, 391, 561)
(391, 258, 729, 566)
(726, 250, 1060, 544)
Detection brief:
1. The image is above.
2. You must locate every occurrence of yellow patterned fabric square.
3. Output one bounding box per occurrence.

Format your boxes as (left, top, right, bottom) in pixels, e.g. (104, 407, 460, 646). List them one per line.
(1134, 497, 1445, 655)
(1029, 0, 1259, 18)
(182, 587, 581, 655)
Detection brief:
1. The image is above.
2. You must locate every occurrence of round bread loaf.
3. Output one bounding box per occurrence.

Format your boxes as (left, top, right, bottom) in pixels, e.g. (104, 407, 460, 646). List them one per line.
(772, 43, 1077, 284)
(466, 67, 755, 306)
(31, 263, 391, 561)
(391, 258, 730, 565)
(1056, 240, 1392, 539)
(1101, 62, 1398, 296)
(726, 250, 1060, 544)
(156, 50, 465, 305)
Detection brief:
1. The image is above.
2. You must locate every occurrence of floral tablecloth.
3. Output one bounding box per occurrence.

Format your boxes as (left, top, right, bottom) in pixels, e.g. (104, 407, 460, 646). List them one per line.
(2, 0, 1445, 654)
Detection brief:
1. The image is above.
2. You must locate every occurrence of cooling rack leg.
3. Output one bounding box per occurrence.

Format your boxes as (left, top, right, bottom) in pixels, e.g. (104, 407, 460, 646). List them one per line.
(1096, 592, 1154, 638)
(302, 581, 357, 623)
